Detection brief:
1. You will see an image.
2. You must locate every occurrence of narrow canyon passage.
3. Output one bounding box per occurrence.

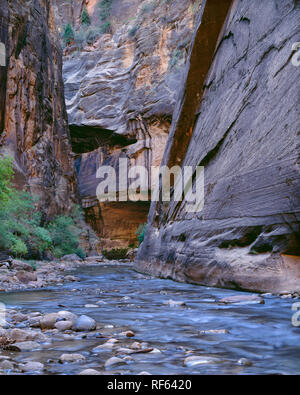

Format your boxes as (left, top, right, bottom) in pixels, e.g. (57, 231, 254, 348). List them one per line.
(1, 263, 299, 375)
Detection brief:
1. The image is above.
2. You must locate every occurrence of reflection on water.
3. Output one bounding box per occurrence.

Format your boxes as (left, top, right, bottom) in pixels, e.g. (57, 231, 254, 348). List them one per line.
(1, 265, 300, 375)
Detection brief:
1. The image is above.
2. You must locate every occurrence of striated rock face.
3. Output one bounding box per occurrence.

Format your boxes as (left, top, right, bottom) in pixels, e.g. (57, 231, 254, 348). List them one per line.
(136, 0, 300, 293)
(53, 0, 202, 248)
(0, 0, 77, 218)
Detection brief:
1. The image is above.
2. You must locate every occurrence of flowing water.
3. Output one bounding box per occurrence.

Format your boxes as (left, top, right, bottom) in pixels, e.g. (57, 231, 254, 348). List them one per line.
(1, 264, 300, 375)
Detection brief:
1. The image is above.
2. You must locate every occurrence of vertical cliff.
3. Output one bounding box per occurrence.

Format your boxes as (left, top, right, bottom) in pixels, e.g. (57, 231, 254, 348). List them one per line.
(53, 0, 202, 249)
(0, 0, 77, 219)
(136, 0, 300, 293)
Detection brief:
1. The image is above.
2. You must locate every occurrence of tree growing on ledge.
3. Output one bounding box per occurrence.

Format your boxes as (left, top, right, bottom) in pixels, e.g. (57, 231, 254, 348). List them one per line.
(63, 23, 74, 45)
(81, 6, 91, 26)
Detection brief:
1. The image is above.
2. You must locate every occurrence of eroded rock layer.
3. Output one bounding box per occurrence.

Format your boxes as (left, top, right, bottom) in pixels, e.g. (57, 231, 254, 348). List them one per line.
(54, 0, 202, 248)
(136, 0, 300, 293)
(0, 0, 77, 218)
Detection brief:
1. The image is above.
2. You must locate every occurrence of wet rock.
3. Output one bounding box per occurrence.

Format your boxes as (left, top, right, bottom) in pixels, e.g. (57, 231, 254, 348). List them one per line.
(29, 312, 42, 318)
(120, 330, 135, 337)
(281, 294, 292, 299)
(16, 271, 37, 284)
(116, 347, 134, 355)
(78, 369, 101, 375)
(238, 358, 253, 367)
(164, 299, 186, 307)
(93, 339, 118, 352)
(19, 361, 44, 372)
(10, 341, 40, 352)
(123, 356, 134, 362)
(57, 311, 78, 323)
(64, 275, 79, 282)
(184, 355, 220, 367)
(219, 295, 265, 305)
(11, 313, 28, 323)
(39, 313, 60, 329)
(59, 353, 86, 363)
(0, 360, 14, 370)
(130, 342, 142, 350)
(55, 321, 73, 331)
(29, 317, 41, 328)
(199, 329, 229, 335)
(150, 348, 161, 354)
(9, 328, 40, 342)
(72, 315, 96, 332)
(104, 357, 127, 368)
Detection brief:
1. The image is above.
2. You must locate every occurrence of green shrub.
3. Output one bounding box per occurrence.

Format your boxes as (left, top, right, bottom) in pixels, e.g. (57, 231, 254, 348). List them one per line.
(169, 49, 184, 69)
(128, 24, 139, 38)
(99, 21, 111, 34)
(47, 206, 85, 259)
(63, 23, 74, 45)
(136, 223, 147, 246)
(141, 2, 156, 15)
(0, 156, 85, 259)
(103, 248, 129, 260)
(98, 0, 113, 33)
(99, 0, 113, 21)
(81, 6, 91, 26)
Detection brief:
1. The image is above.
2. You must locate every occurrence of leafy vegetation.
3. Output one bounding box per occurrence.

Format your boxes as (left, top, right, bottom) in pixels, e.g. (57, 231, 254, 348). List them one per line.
(0, 156, 85, 259)
(63, 23, 74, 45)
(103, 248, 129, 260)
(169, 49, 184, 69)
(136, 223, 147, 246)
(81, 6, 91, 26)
(98, 0, 113, 33)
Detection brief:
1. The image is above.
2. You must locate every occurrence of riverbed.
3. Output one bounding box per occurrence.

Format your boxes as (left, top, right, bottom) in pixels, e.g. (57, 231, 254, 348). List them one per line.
(1, 264, 299, 375)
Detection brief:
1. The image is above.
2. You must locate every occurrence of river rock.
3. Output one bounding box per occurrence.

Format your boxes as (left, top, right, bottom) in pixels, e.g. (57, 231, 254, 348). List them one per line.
(57, 311, 78, 323)
(39, 313, 60, 329)
(93, 338, 118, 352)
(11, 341, 41, 352)
(10, 328, 35, 342)
(184, 355, 220, 367)
(219, 295, 265, 305)
(11, 260, 33, 272)
(238, 358, 253, 367)
(84, 256, 104, 263)
(61, 254, 82, 262)
(64, 275, 79, 282)
(78, 369, 101, 375)
(19, 361, 44, 372)
(11, 312, 28, 323)
(16, 271, 37, 284)
(104, 357, 127, 368)
(199, 329, 229, 335)
(0, 360, 14, 370)
(59, 353, 86, 363)
(55, 320, 73, 331)
(164, 300, 186, 307)
(120, 330, 135, 337)
(72, 315, 96, 332)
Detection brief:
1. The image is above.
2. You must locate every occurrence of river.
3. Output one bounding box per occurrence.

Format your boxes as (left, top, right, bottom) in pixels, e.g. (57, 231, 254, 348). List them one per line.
(1, 264, 299, 375)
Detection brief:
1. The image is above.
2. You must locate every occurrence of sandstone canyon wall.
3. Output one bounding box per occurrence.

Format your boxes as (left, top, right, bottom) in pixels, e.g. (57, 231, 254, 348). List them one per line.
(0, 0, 77, 219)
(136, 0, 300, 293)
(53, 0, 202, 249)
